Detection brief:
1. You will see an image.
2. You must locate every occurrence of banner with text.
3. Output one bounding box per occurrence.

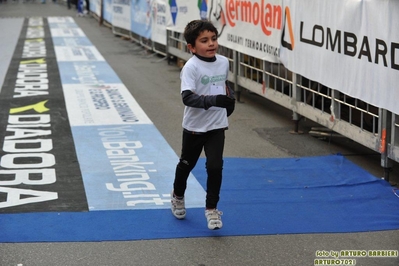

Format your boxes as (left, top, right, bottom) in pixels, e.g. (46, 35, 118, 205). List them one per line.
(279, 0, 399, 114)
(112, 0, 131, 31)
(151, 0, 173, 45)
(0, 17, 88, 213)
(209, 0, 283, 62)
(166, 0, 201, 33)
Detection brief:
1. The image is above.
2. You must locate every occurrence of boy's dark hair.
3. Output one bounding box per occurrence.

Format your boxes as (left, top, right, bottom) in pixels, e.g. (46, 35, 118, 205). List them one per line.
(183, 20, 218, 47)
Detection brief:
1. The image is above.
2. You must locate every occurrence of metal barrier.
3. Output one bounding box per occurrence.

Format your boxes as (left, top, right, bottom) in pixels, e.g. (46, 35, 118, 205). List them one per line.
(389, 115, 399, 163)
(112, 26, 131, 39)
(110, 26, 397, 181)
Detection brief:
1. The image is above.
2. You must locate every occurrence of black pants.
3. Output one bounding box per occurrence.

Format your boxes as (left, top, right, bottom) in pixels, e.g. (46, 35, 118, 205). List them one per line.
(173, 128, 225, 209)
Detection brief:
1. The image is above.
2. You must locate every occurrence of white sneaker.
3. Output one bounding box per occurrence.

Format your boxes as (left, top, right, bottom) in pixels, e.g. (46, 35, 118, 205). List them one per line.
(171, 190, 186, 219)
(205, 209, 223, 230)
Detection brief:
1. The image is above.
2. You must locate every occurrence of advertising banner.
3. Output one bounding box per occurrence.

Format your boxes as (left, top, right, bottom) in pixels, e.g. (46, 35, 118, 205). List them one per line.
(0, 18, 88, 213)
(112, 0, 131, 31)
(209, 0, 283, 62)
(95, 0, 102, 16)
(151, 0, 173, 45)
(164, 0, 283, 62)
(89, 0, 102, 16)
(130, 0, 152, 39)
(103, 0, 113, 23)
(279, 0, 399, 114)
(89, 0, 96, 12)
(62, 84, 152, 126)
(167, 0, 201, 33)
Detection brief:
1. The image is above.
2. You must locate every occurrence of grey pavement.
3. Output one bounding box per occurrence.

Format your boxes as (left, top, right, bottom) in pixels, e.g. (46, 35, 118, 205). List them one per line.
(0, 2, 398, 266)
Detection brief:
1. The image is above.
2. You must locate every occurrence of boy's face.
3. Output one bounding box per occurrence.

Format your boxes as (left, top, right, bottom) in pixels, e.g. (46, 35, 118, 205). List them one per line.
(187, 30, 218, 58)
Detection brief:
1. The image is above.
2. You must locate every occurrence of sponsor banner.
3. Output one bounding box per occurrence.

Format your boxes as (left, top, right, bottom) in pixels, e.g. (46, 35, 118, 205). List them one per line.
(166, 0, 282, 62)
(151, 0, 173, 45)
(47, 17, 75, 24)
(130, 0, 152, 39)
(112, 0, 131, 31)
(280, 0, 399, 114)
(48, 22, 79, 29)
(52, 36, 93, 47)
(209, 0, 283, 62)
(54, 46, 105, 61)
(50, 27, 86, 37)
(167, 0, 200, 33)
(104, 0, 113, 24)
(0, 18, 24, 92)
(72, 124, 206, 210)
(0, 18, 87, 213)
(89, 0, 97, 12)
(89, 0, 102, 16)
(95, 0, 102, 17)
(62, 84, 152, 126)
(57, 61, 122, 84)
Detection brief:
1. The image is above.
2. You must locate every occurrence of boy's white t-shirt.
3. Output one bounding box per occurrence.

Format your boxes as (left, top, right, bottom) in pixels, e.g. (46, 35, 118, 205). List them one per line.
(180, 54, 229, 133)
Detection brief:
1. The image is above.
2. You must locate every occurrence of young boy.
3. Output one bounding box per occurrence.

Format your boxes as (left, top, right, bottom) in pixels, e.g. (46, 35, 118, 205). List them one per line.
(171, 20, 235, 230)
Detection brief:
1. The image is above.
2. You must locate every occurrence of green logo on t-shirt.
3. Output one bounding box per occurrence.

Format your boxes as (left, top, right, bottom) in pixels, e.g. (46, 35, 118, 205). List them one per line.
(201, 75, 210, 85)
(201, 74, 225, 85)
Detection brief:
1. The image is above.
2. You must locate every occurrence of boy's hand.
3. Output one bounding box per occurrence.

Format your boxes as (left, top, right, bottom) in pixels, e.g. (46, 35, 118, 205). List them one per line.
(215, 95, 235, 108)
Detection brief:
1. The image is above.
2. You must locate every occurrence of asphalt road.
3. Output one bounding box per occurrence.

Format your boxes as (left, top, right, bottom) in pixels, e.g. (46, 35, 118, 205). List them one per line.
(0, 2, 398, 266)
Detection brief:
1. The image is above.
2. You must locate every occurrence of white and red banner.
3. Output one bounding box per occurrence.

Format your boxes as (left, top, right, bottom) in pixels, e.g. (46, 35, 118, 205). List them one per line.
(164, 0, 283, 62)
(209, 0, 283, 62)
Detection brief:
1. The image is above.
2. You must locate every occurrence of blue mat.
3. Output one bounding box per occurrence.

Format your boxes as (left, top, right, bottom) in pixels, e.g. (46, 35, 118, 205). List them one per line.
(0, 155, 398, 243)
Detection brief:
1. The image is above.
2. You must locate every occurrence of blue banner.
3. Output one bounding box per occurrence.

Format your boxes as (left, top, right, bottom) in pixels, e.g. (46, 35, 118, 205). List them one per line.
(130, 0, 152, 39)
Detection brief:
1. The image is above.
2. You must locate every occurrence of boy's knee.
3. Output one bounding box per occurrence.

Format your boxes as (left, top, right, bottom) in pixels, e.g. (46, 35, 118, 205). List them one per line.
(206, 159, 223, 171)
(177, 159, 192, 172)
